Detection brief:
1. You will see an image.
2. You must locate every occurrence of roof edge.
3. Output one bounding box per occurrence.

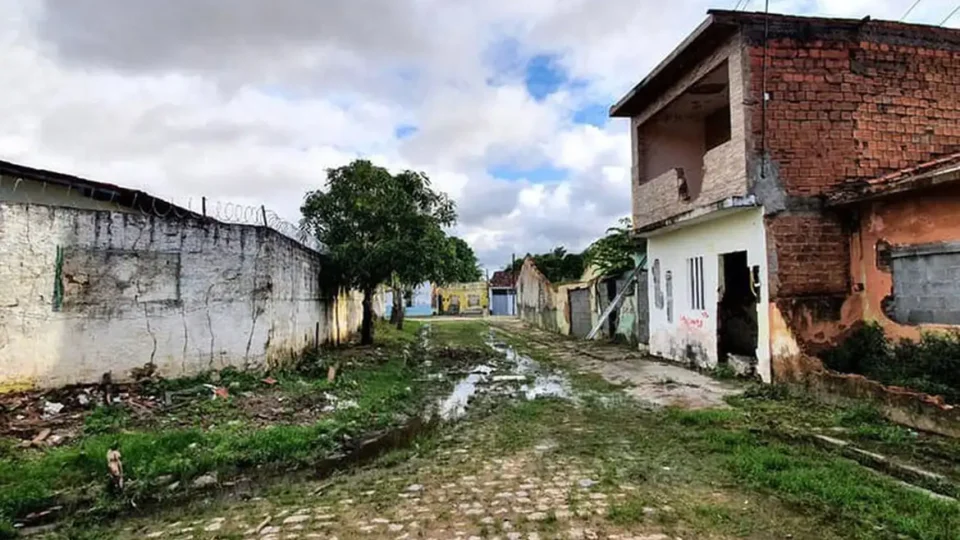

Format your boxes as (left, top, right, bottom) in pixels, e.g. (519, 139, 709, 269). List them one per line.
(610, 14, 723, 118)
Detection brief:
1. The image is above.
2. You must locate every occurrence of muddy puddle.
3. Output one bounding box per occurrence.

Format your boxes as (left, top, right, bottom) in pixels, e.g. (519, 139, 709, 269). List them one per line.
(430, 330, 573, 421)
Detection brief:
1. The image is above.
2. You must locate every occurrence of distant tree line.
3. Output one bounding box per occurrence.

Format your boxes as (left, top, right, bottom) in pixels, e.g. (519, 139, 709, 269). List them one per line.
(505, 218, 638, 283)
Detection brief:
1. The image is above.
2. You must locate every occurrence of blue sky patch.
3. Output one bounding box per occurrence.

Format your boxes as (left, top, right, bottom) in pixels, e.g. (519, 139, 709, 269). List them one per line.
(394, 124, 418, 139)
(524, 54, 567, 101)
(572, 103, 609, 127)
(488, 164, 567, 183)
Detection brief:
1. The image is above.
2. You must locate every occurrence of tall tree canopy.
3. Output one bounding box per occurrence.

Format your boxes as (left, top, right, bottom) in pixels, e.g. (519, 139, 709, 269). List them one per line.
(301, 160, 455, 344)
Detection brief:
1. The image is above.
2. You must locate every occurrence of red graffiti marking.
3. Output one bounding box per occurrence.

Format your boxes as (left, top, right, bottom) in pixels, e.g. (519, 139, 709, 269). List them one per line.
(680, 315, 704, 329)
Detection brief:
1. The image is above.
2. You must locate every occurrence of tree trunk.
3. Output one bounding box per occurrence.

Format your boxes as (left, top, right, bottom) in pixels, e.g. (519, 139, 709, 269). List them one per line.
(389, 286, 401, 324)
(396, 294, 406, 330)
(361, 287, 374, 345)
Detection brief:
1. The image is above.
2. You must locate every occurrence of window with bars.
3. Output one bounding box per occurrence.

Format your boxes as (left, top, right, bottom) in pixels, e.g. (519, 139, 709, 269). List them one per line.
(687, 256, 705, 311)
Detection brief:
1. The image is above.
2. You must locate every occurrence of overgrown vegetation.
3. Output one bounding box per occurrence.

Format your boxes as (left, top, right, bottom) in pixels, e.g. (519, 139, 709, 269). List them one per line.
(584, 217, 640, 278)
(506, 247, 587, 283)
(821, 322, 960, 403)
(483, 393, 960, 539)
(0, 322, 441, 535)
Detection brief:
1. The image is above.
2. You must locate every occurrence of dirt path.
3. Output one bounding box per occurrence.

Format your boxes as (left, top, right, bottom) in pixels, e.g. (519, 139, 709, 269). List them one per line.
(490, 319, 741, 409)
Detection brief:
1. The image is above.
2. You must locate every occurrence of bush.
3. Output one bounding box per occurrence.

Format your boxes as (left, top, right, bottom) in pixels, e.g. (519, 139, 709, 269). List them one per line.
(821, 324, 960, 404)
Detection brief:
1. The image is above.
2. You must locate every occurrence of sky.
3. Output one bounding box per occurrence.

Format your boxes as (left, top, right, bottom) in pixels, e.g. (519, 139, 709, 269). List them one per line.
(1, 0, 959, 272)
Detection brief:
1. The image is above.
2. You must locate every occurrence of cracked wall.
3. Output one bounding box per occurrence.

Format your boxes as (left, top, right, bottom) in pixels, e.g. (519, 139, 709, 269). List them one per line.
(0, 202, 364, 389)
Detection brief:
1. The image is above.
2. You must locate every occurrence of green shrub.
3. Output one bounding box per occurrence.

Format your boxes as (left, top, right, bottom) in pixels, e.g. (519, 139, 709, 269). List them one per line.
(822, 324, 960, 404)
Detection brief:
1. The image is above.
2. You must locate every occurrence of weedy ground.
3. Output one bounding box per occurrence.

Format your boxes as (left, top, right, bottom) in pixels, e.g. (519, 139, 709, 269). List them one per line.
(9, 319, 960, 540)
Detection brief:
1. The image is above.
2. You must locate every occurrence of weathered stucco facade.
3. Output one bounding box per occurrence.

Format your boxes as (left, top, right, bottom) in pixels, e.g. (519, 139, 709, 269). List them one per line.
(647, 208, 770, 379)
(434, 282, 489, 316)
(0, 202, 364, 389)
(517, 258, 648, 344)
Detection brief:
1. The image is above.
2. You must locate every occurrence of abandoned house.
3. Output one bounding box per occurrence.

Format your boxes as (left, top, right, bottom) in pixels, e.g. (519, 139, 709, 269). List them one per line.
(433, 281, 489, 316)
(611, 10, 960, 383)
(0, 159, 365, 389)
(488, 270, 518, 316)
(517, 257, 649, 344)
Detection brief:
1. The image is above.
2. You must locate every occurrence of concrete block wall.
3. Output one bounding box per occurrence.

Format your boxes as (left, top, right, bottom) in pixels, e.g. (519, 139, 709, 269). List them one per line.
(0, 203, 363, 389)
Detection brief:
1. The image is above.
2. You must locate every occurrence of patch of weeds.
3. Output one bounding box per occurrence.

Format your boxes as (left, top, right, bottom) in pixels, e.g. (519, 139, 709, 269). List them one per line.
(740, 382, 791, 401)
(711, 364, 737, 380)
(835, 403, 885, 427)
(83, 405, 131, 435)
(489, 399, 559, 452)
(607, 496, 650, 525)
(664, 407, 742, 427)
(727, 440, 960, 539)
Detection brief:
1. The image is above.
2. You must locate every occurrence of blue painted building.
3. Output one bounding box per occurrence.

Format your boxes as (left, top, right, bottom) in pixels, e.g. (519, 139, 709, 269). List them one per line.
(384, 282, 434, 317)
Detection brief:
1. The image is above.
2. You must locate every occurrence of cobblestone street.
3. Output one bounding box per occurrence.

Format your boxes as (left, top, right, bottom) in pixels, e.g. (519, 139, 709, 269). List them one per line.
(135, 443, 672, 540)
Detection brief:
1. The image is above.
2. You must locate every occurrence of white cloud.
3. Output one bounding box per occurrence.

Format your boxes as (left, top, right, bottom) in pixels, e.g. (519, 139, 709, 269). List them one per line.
(1, 0, 957, 273)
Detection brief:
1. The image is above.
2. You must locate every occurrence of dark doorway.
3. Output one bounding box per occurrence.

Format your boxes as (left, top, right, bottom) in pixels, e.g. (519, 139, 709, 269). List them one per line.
(606, 279, 618, 336)
(717, 251, 758, 361)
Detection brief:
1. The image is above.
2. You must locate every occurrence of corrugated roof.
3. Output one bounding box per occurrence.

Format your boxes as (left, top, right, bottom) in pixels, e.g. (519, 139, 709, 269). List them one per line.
(827, 152, 960, 205)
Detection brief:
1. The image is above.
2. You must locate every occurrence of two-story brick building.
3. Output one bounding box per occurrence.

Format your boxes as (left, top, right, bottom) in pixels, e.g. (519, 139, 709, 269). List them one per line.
(612, 10, 960, 383)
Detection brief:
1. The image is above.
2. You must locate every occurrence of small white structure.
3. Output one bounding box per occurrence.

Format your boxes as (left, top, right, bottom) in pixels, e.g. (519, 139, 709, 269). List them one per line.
(645, 206, 770, 380)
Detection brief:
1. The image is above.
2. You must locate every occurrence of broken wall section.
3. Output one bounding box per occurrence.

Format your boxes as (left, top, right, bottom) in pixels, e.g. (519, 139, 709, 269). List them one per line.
(0, 203, 364, 389)
(517, 258, 648, 345)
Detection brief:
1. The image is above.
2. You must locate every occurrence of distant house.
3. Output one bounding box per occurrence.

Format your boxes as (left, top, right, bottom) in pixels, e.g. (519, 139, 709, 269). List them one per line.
(384, 283, 433, 317)
(488, 270, 517, 316)
(434, 282, 488, 316)
(517, 257, 648, 344)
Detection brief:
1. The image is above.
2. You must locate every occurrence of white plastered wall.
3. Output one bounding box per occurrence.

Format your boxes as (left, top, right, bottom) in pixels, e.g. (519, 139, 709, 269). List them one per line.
(646, 208, 771, 382)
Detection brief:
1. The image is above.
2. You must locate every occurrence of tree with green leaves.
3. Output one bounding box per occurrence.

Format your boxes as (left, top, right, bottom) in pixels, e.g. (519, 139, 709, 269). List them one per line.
(443, 236, 483, 283)
(301, 161, 455, 344)
(584, 218, 639, 278)
(506, 247, 586, 283)
(388, 234, 482, 330)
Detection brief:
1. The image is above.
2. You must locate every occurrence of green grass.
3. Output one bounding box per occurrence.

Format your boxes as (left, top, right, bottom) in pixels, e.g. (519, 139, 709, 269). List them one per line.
(0, 331, 429, 534)
(478, 386, 960, 539)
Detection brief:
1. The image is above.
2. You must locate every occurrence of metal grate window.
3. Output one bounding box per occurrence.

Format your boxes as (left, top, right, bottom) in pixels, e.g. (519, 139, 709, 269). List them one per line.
(688, 256, 705, 311)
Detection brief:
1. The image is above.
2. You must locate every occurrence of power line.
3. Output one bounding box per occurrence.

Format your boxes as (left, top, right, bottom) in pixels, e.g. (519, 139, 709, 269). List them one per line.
(731, 0, 746, 10)
(941, 4, 960, 25)
(741, 0, 753, 11)
(901, 0, 923, 21)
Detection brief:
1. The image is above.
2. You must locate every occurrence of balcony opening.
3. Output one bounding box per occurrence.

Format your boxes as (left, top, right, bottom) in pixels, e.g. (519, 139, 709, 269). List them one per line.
(637, 61, 731, 202)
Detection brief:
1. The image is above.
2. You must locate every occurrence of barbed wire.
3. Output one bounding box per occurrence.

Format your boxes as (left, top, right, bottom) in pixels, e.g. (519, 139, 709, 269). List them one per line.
(0, 175, 325, 254)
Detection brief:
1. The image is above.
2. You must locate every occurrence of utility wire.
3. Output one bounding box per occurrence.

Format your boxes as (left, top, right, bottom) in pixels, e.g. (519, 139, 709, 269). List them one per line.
(901, 0, 923, 20)
(741, 0, 753, 11)
(731, 0, 746, 10)
(941, 4, 960, 24)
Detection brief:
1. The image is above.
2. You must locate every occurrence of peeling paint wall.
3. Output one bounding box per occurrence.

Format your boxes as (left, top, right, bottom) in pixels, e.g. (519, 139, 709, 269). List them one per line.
(517, 260, 560, 333)
(0, 203, 364, 389)
(848, 184, 960, 339)
(647, 208, 770, 380)
(434, 282, 488, 316)
(518, 259, 648, 345)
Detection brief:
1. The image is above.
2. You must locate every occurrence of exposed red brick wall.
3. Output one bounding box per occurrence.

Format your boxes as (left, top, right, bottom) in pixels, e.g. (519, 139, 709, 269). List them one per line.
(744, 23, 960, 197)
(766, 213, 849, 297)
(741, 20, 960, 309)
